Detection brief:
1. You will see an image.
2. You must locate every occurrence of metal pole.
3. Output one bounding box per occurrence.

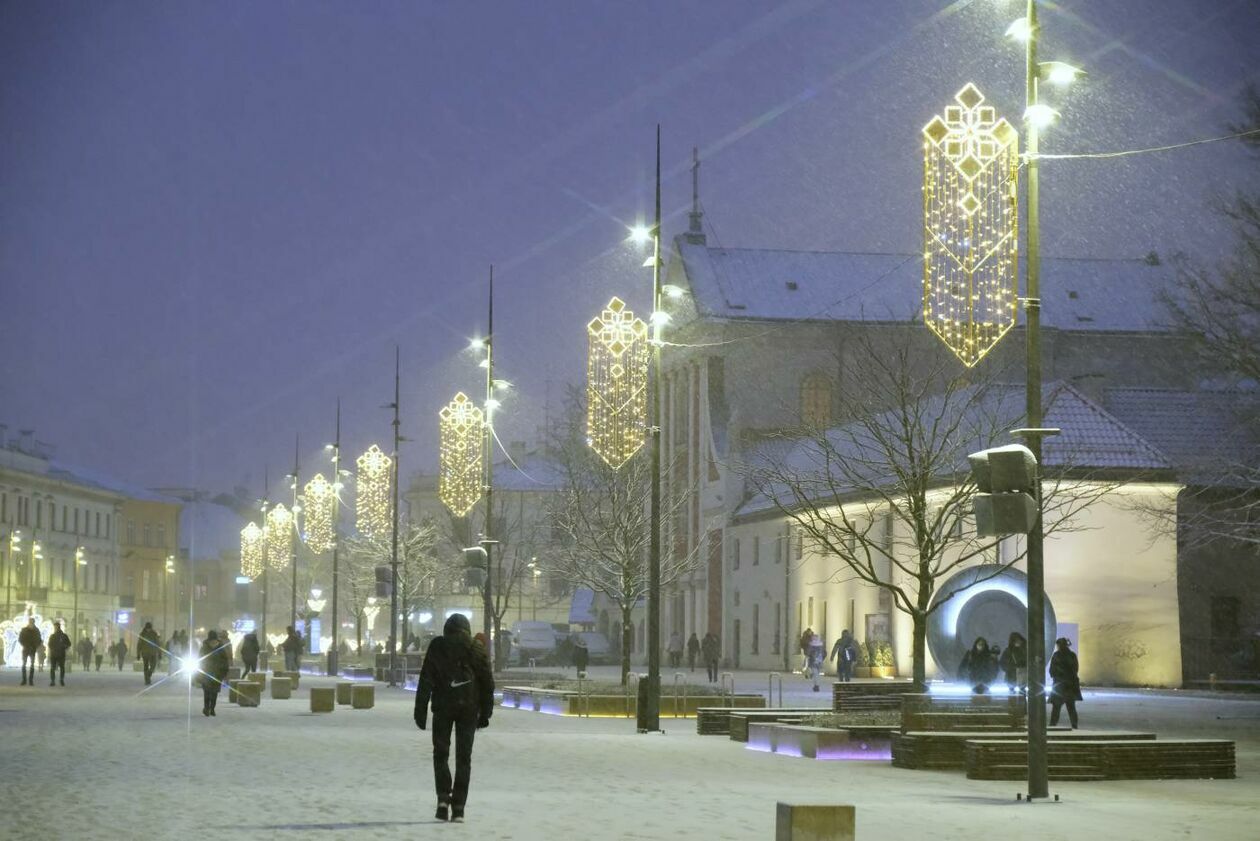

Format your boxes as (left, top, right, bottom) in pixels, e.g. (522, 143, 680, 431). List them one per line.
(330, 400, 341, 677)
(291, 434, 300, 629)
(389, 346, 401, 687)
(73, 528, 79, 654)
(261, 469, 269, 648)
(1023, 0, 1049, 801)
(645, 124, 663, 732)
(483, 267, 496, 662)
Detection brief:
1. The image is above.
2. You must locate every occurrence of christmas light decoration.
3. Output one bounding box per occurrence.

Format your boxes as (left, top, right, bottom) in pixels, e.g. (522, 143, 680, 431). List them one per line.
(355, 444, 392, 539)
(586, 296, 649, 468)
(240, 521, 264, 580)
(439, 392, 484, 516)
(266, 503, 293, 571)
(922, 83, 1020, 367)
(303, 473, 336, 554)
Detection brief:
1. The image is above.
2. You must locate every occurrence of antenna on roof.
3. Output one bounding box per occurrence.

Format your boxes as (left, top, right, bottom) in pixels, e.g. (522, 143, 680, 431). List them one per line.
(685, 146, 706, 245)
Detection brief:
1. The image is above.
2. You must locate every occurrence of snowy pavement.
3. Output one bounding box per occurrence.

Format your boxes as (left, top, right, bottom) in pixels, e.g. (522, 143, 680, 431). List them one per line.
(3, 666, 1258, 840)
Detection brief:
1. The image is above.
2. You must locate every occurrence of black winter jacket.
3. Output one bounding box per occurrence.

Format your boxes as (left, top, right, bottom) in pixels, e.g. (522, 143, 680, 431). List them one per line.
(415, 632, 494, 724)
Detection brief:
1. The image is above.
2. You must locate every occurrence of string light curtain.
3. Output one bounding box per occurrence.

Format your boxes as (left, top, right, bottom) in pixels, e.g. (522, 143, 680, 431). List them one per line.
(438, 392, 484, 517)
(302, 473, 336, 554)
(922, 83, 1020, 367)
(355, 444, 392, 539)
(586, 296, 649, 469)
(240, 521, 264, 580)
(266, 502, 293, 571)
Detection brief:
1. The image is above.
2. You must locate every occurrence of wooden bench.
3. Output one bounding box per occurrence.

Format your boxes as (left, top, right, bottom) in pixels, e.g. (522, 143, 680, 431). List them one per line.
(832, 681, 918, 713)
(892, 728, 1138, 770)
(727, 710, 818, 742)
(899, 693, 1026, 732)
(965, 739, 1235, 781)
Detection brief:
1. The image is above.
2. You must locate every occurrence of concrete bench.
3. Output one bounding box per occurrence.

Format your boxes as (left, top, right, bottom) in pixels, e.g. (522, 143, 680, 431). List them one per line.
(270, 676, 292, 699)
(226, 667, 242, 681)
(748, 724, 892, 761)
(245, 672, 266, 691)
(273, 670, 299, 689)
(335, 681, 355, 705)
(892, 728, 1137, 770)
(351, 684, 375, 709)
(236, 680, 262, 707)
(965, 738, 1236, 781)
(776, 803, 855, 841)
(341, 666, 374, 680)
(310, 687, 335, 713)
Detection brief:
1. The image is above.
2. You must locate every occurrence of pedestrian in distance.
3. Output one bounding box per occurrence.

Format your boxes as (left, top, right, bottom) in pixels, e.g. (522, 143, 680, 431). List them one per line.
(1049, 637, 1082, 729)
(198, 630, 230, 717)
(666, 631, 684, 669)
(281, 626, 302, 672)
(166, 632, 179, 675)
(701, 631, 721, 682)
(94, 639, 104, 671)
(47, 621, 70, 686)
(958, 637, 999, 694)
(77, 635, 93, 671)
(138, 622, 161, 685)
(239, 631, 260, 677)
(37, 641, 47, 673)
(572, 635, 589, 677)
(807, 632, 826, 692)
(114, 638, 128, 671)
(830, 629, 858, 683)
(19, 618, 42, 686)
(1000, 631, 1028, 693)
(799, 627, 813, 673)
(686, 632, 700, 673)
(415, 613, 494, 824)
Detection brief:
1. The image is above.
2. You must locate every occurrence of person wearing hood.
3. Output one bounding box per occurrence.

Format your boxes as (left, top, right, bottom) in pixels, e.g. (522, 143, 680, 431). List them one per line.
(958, 637, 999, 694)
(572, 635, 589, 676)
(999, 631, 1028, 693)
(1049, 637, 1082, 729)
(198, 630, 230, 717)
(830, 630, 858, 683)
(686, 632, 700, 672)
(47, 621, 71, 686)
(414, 613, 494, 823)
(281, 626, 302, 672)
(77, 635, 94, 671)
(137, 622, 162, 685)
(114, 637, 128, 671)
(239, 632, 261, 677)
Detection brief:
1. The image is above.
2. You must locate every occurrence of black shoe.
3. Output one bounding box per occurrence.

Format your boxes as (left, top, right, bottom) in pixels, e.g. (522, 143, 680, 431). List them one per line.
(20, 679, 26, 686)
(203, 708, 210, 716)
(450, 807, 464, 822)
(60, 681, 65, 686)
(210, 708, 216, 716)
(435, 803, 449, 821)
(50, 682, 55, 687)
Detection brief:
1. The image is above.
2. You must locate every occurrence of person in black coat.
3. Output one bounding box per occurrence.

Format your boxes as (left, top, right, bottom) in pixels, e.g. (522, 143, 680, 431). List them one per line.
(686, 633, 700, 672)
(198, 630, 230, 716)
(572, 636, 589, 675)
(701, 632, 721, 682)
(414, 613, 494, 823)
(239, 632, 261, 677)
(137, 622, 162, 685)
(47, 621, 71, 686)
(1049, 637, 1082, 728)
(18, 618, 42, 686)
(999, 631, 1027, 693)
(958, 637, 999, 694)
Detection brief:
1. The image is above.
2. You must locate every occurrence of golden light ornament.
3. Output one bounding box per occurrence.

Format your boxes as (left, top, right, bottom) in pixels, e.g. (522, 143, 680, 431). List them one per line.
(438, 392, 485, 517)
(922, 83, 1020, 367)
(586, 296, 649, 469)
(355, 444, 392, 538)
(302, 473, 337, 554)
(240, 521, 264, 580)
(265, 502, 293, 571)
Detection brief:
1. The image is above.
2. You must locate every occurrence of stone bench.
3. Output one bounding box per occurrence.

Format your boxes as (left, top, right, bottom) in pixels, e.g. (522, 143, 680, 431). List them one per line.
(892, 728, 1136, 770)
(245, 672, 266, 691)
(226, 667, 242, 681)
(335, 681, 355, 705)
(351, 684, 375, 709)
(776, 803, 855, 841)
(310, 687, 335, 713)
(236, 680, 262, 707)
(273, 670, 300, 690)
(722, 709, 833, 741)
(908, 711, 1021, 732)
(965, 739, 1235, 781)
(270, 676, 292, 700)
(341, 666, 374, 680)
(748, 724, 894, 761)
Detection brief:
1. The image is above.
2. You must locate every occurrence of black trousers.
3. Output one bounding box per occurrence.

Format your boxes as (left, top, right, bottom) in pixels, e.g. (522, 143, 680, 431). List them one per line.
(431, 713, 478, 808)
(21, 652, 37, 683)
(49, 656, 66, 684)
(706, 658, 719, 682)
(1050, 697, 1079, 728)
(142, 655, 157, 683)
(203, 685, 221, 712)
(242, 657, 257, 677)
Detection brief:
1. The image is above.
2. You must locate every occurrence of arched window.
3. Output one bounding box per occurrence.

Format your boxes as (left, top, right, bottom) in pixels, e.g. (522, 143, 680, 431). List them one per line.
(800, 373, 832, 428)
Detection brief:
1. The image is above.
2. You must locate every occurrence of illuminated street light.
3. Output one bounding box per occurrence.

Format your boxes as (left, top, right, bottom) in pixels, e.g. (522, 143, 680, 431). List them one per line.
(629, 224, 652, 245)
(1005, 17, 1031, 42)
(1024, 102, 1059, 128)
(1040, 61, 1084, 86)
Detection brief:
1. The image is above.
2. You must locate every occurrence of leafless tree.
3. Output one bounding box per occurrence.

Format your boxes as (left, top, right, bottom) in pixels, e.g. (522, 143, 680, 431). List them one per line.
(343, 519, 439, 653)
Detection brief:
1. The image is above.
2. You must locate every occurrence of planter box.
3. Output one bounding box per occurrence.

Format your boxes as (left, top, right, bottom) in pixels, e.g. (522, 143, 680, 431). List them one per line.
(236, 681, 262, 707)
(310, 687, 335, 713)
(335, 682, 354, 705)
(351, 684, 375, 709)
(271, 677, 292, 700)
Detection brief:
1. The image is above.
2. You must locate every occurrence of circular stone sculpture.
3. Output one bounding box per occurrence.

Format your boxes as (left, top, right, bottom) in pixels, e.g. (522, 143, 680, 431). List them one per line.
(926, 564, 1056, 680)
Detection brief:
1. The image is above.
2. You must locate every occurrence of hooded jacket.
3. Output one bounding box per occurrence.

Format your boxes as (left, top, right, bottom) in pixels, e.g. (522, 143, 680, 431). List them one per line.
(415, 614, 494, 724)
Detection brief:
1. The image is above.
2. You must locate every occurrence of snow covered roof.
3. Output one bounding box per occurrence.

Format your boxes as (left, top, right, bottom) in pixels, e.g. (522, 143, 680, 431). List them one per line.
(675, 241, 1172, 332)
(737, 382, 1170, 519)
(47, 461, 181, 504)
(179, 498, 245, 561)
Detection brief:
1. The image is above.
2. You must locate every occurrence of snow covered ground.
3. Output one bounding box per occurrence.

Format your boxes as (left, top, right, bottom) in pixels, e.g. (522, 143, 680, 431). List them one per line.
(3, 665, 1257, 840)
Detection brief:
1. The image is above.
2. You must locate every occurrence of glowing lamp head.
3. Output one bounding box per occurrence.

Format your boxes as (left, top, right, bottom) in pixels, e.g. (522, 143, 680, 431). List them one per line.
(1024, 103, 1060, 128)
(662, 284, 686, 300)
(468, 337, 486, 351)
(1005, 17, 1031, 42)
(628, 224, 653, 245)
(1041, 61, 1084, 86)
(478, 357, 490, 369)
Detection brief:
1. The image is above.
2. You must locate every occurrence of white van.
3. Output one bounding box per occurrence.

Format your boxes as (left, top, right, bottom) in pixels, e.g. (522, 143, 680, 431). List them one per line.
(510, 621, 557, 663)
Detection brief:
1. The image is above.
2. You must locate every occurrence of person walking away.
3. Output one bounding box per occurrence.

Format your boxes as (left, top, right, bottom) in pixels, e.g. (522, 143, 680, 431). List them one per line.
(239, 631, 260, 677)
(95, 639, 105, 671)
(666, 631, 684, 669)
(957, 637, 999, 694)
(19, 618, 42, 686)
(166, 633, 179, 675)
(799, 627, 813, 673)
(77, 635, 93, 671)
(701, 631, 720, 683)
(999, 631, 1028, 693)
(281, 626, 302, 672)
(830, 630, 857, 683)
(414, 614, 494, 823)
(47, 621, 70, 686)
(138, 622, 161, 685)
(572, 636, 589, 677)
(37, 640, 47, 673)
(686, 632, 700, 673)
(1049, 637, 1082, 729)
(198, 630, 230, 716)
(807, 632, 826, 692)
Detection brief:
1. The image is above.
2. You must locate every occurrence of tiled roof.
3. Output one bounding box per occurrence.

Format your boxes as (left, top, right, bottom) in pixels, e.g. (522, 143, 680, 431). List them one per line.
(676, 242, 1172, 332)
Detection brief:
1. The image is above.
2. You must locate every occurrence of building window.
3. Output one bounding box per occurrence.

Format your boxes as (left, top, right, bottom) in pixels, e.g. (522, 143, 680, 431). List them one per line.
(142, 569, 151, 601)
(752, 536, 760, 566)
(808, 596, 814, 626)
(61, 506, 68, 531)
(752, 603, 760, 655)
(94, 511, 100, 537)
(773, 603, 781, 655)
(60, 557, 67, 589)
(48, 503, 56, 531)
(143, 524, 152, 547)
(1, 493, 5, 522)
(127, 520, 136, 545)
(35, 501, 43, 529)
(105, 514, 111, 539)
(94, 564, 100, 592)
(157, 524, 166, 548)
(105, 566, 110, 593)
(733, 590, 741, 608)
(732, 538, 740, 570)
(800, 373, 832, 428)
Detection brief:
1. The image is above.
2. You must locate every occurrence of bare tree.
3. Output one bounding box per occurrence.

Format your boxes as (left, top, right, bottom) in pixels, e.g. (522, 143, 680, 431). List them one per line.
(547, 389, 703, 685)
(744, 331, 1113, 689)
(343, 520, 439, 653)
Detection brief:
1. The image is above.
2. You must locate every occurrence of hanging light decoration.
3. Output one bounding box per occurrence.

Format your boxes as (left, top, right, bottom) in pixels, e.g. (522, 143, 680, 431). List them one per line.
(266, 502, 293, 571)
(438, 392, 484, 516)
(922, 83, 1020, 367)
(303, 473, 336, 554)
(586, 296, 649, 468)
(355, 444, 392, 539)
(240, 522, 264, 580)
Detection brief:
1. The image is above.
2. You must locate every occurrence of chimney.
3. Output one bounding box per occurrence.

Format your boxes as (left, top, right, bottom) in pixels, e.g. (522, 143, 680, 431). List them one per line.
(684, 146, 706, 245)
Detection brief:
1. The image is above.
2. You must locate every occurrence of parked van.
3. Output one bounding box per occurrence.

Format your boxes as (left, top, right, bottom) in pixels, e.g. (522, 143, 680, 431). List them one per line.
(510, 621, 557, 663)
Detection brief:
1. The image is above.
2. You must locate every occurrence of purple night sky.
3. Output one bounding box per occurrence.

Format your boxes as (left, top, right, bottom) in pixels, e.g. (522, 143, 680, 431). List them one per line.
(2, 0, 1257, 495)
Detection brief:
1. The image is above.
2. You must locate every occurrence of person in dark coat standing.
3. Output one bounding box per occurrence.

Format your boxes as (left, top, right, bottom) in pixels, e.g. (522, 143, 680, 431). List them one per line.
(198, 630, 230, 717)
(1049, 637, 1082, 729)
(47, 621, 71, 686)
(18, 618, 42, 686)
(830, 630, 858, 683)
(414, 613, 494, 823)
(77, 636, 93, 671)
(281, 626, 302, 672)
(701, 631, 721, 682)
(572, 636, 589, 676)
(137, 622, 162, 685)
(958, 637, 999, 694)
(114, 638, 128, 671)
(999, 631, 1028, 693)
(239, 632, 261, 677)
(686, 632, 700, 672)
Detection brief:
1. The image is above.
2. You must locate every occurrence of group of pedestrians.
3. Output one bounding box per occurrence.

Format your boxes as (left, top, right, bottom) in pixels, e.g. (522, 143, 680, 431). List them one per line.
(16, 617, 71, 686)
(958, 632, 1082, 728)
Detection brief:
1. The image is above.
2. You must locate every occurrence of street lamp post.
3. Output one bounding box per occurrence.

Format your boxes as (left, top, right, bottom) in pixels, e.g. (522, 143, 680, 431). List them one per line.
(73, 538, 84, 655)
(289, 435, 301, 630)
(483, 268, 497, 660)
(389, 346, 402, 687)
(641, 126, 665, 733)
(164, 555, 174, 641)
(329, 402, 344, 678)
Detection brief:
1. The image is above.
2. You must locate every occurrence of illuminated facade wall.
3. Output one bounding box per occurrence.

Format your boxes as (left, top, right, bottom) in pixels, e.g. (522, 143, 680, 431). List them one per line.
(118, 497, 181, 641)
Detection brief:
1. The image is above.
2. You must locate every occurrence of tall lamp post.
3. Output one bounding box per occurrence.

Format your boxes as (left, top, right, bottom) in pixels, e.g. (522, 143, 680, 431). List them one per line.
(164, 555, 174, 640)
(4, 528, 20, 618)
(482, 268, 497, 655)
(388, 347, 403, 687)
(73, 540, 85, 652)
(328, 402, 344, 677)
(287, 435, 301, 629)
